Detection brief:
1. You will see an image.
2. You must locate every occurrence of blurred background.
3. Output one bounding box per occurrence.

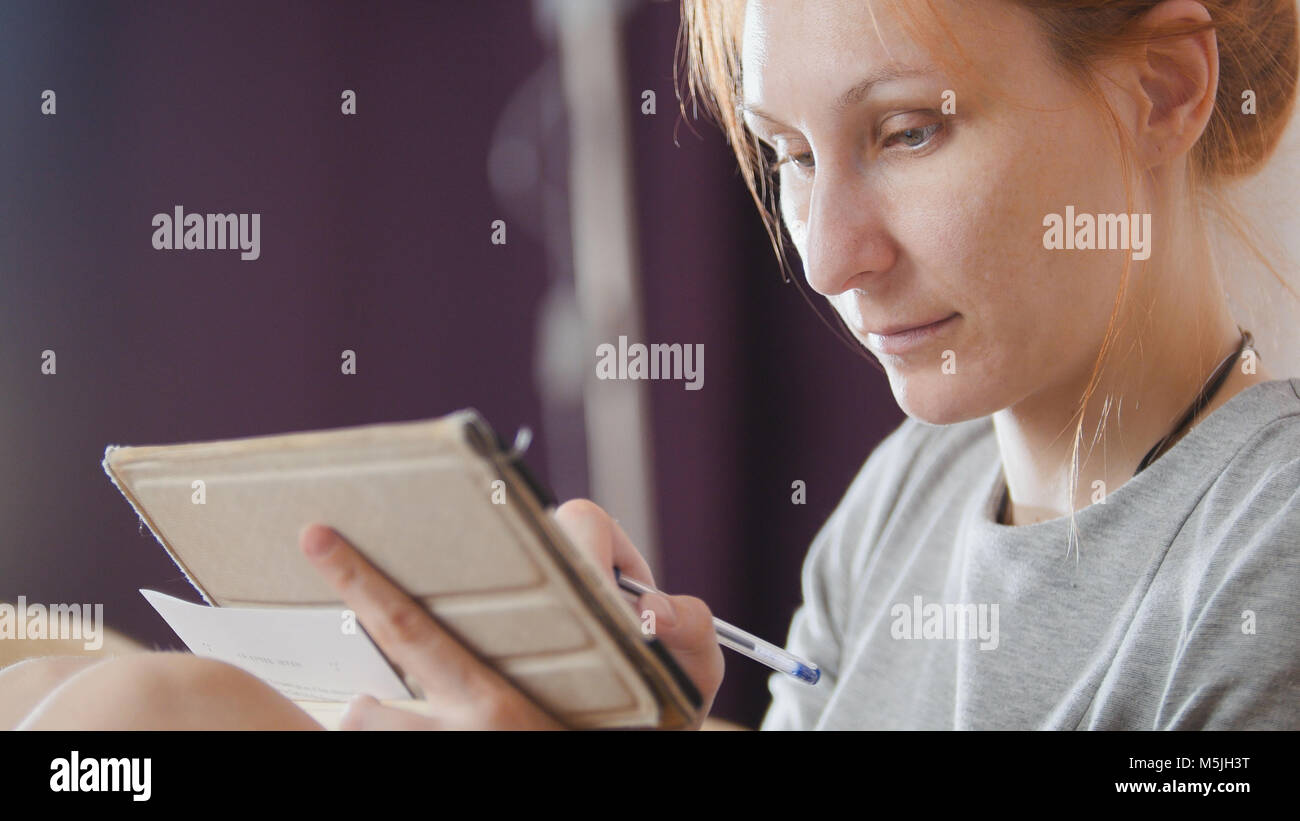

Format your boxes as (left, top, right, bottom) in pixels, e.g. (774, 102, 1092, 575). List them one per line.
(2, 0, 1296, 728)
(0, 0, 899, 727)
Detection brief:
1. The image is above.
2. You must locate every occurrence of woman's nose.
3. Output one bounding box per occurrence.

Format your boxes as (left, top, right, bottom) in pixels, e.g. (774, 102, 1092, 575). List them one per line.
(801, 165, 897, 297)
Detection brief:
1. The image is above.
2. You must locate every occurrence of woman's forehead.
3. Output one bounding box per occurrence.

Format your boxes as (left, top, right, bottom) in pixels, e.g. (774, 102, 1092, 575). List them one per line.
(740, 0, 1035, 116)
(740, 1, 901, 118)
(740, 0, 911, 80)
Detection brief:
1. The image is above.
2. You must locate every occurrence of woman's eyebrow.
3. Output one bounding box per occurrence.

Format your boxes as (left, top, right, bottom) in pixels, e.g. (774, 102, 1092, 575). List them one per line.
(832, 64, 936, 111)
(739, 63, 937, 125)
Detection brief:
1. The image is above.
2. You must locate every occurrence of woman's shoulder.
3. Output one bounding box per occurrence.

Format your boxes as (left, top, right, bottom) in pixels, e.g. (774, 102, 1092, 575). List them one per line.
(1197, 377, 1300, 503)
(1140, 379, 1300, 729)
(1189, 376, 1300, 544)
(827, 412, 999, 535)
(844, 412, 997, 494)
(1151, 377, 1300, 621)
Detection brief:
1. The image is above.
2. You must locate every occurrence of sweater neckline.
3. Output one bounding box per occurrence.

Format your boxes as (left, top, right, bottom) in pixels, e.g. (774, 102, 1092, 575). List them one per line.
(969, 377, 1300, 538)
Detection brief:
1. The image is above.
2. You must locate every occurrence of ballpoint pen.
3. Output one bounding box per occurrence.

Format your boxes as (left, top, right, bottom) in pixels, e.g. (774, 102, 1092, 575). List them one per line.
(614, 568, 821, 685)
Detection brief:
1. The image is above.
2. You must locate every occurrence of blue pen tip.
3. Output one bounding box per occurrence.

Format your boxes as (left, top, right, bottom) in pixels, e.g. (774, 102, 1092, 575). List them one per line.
(795, 664, 821, 685)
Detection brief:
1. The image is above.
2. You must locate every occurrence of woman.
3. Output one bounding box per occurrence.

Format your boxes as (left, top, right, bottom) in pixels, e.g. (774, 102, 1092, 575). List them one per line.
(5, 0, 1298, 729)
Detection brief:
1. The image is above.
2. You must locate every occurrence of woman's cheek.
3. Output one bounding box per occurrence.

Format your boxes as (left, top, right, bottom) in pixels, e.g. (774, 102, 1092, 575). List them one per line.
(780, 188, 809, 255)
(945, 154, 1054, 300)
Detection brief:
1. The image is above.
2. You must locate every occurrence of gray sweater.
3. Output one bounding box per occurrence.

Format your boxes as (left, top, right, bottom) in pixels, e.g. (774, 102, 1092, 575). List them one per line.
(762, 378, 1300, 729)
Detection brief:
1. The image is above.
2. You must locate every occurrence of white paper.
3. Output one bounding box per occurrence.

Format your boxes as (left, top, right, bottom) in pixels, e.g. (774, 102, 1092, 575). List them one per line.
(140, 589, 412, 702)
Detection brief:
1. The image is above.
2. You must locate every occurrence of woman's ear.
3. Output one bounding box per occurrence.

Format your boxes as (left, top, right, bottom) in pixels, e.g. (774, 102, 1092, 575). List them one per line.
(1129, 0, 1219, 169)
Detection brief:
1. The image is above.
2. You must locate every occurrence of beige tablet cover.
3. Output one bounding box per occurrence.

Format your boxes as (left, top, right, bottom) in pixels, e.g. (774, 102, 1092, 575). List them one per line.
(102, 412, 700, 729)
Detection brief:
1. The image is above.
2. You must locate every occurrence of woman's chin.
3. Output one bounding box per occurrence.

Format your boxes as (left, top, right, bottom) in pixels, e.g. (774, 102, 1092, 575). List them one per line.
(885, 367, 996, 426)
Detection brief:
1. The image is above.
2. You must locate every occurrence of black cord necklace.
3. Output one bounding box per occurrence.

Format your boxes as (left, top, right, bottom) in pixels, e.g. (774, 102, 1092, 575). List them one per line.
(996, 328, 1254, 524)
(1133, 328, 1252, 475)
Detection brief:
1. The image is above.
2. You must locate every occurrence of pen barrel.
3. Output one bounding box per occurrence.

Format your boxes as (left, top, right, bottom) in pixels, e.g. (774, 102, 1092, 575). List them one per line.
(713, 620, 800, 676)
(615, 569, 819, 683)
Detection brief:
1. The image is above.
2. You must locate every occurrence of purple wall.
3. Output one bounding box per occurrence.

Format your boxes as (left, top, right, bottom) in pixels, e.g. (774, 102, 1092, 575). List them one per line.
(0, 0, 902, 727)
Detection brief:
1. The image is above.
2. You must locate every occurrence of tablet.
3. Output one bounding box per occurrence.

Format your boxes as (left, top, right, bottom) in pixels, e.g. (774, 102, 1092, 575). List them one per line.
(103, 411, 701, 729)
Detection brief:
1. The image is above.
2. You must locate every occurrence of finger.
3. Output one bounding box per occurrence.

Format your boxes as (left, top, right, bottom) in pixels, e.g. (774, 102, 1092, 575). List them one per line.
(653, 595, 720, 663)
(552, 499, 655, 589)
(639, 593, 725, 716)
(299, 524, 496, 703)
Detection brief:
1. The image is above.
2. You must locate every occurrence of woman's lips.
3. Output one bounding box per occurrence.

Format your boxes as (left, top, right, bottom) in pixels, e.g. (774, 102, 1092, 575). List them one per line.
(864, 313, 960, 355)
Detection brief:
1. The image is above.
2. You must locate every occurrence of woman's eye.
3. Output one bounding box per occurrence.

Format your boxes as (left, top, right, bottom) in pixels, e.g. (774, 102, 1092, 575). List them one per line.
(883, 122, 941, 149)
(785, 150, 815, 169)
(773, 146, 813, 171)
(768, 119, 940, 173)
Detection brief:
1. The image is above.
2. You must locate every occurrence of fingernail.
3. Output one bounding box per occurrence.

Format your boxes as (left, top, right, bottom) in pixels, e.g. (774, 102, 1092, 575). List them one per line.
(640, 592, 677, 631)
(300, 525, 336, 557)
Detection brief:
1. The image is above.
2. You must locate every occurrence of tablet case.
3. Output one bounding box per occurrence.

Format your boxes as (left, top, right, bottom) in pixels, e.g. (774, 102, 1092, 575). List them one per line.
(102, 411, 702, 729)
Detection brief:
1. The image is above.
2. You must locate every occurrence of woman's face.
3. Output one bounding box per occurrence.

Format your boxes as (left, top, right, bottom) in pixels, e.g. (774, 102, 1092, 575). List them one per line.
(740, 0, 1143, 423)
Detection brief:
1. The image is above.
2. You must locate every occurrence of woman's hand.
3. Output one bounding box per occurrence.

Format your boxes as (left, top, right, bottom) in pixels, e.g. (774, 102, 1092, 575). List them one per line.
(298, 498, 723, 730)
(299, 523, 561, 729)
(549, 499, 725, 723)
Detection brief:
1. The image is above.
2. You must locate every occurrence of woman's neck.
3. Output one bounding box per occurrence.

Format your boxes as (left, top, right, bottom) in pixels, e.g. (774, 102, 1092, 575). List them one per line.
(991, 235, 1273, 527)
